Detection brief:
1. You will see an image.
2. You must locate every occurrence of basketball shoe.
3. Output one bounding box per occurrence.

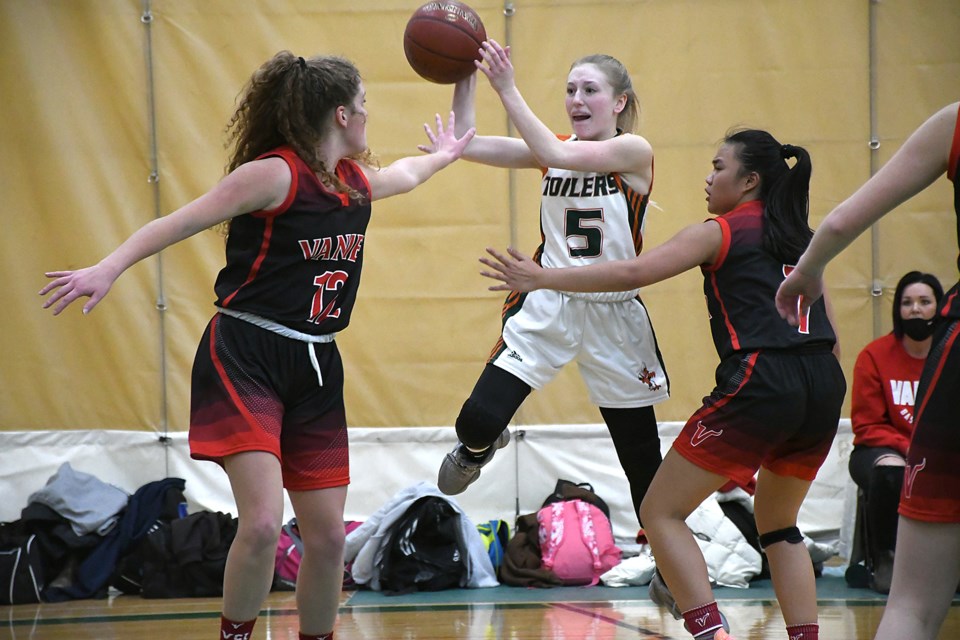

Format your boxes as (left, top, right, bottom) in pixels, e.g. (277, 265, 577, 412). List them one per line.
(649, 570, 731, 635)
(437, 430, 510, 495)
(648, 569, 682, 619)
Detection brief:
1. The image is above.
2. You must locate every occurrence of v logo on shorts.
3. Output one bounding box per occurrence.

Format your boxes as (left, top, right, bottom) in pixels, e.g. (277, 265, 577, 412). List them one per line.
(903, 457, 927, 499)
(691, 421, 723, 447)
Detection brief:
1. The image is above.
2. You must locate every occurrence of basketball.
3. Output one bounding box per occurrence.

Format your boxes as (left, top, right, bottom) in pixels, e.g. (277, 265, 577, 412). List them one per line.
(403, 1, 486, 84)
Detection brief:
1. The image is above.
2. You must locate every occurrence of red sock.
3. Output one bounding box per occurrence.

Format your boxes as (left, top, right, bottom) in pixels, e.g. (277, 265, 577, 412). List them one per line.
(299, 633, 333, 640)
(220, 616, 256, 640)
(786, 623, 818, 640)
(681, 602, 724, 638)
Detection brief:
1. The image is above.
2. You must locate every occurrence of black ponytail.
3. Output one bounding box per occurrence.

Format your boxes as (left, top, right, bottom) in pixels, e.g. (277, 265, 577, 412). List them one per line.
(724, 130, 813, 264)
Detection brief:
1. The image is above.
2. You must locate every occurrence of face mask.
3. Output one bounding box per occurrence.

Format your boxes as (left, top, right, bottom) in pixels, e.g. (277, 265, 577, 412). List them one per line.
(902, 317, 936, 341)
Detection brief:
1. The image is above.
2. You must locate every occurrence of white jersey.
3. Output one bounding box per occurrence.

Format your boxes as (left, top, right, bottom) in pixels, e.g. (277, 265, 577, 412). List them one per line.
(537, 137, 650, 302)
(488, 139, 669, 408)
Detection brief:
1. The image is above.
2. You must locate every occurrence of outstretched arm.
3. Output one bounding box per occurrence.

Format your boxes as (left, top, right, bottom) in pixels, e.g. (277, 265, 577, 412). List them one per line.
(368, 110, 475, 200)
(446, 71, 536, 169)
(480, 220, 722, 292)
(776, 101, 957, 325)
(40, 157, 292, 315)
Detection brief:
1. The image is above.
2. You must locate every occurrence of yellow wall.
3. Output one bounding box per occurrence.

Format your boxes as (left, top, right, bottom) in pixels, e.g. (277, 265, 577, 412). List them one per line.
(2, 0, 958, 431)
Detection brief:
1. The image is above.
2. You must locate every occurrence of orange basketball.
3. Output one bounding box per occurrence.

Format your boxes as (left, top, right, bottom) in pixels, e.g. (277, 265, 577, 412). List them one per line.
(403, 1, 486, 84)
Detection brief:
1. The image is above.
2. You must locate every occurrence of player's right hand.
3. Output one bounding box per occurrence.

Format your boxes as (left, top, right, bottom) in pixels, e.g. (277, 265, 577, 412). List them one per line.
(479, 246, 543, 292)
(40, 264, 116, 315)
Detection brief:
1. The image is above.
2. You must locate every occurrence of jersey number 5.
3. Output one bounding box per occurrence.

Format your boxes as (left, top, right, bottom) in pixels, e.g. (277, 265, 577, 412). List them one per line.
(565, 208, 604, 258)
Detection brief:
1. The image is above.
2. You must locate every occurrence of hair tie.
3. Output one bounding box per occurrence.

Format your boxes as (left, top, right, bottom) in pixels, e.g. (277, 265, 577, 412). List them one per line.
(780, 144, 793, 159)
(297, 56, 307, 70)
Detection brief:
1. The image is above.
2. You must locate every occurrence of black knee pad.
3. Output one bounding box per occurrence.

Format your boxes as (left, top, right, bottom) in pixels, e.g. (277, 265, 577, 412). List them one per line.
(455, 398, 509, 449)
(758, 526, 803, 550)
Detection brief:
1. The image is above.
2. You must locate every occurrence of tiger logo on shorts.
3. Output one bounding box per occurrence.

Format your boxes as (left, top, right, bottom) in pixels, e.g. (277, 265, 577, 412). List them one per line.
(638, 365, 662, 391)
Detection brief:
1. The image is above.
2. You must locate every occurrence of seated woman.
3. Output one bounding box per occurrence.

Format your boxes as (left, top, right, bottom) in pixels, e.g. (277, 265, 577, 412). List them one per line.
(847, 270, 943, 593)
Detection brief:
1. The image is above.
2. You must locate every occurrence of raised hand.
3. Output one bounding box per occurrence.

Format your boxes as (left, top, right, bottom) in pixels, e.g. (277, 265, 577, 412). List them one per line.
(417, 110, 475, 159)
(475, 39, 515, 94)
(479, 246, 543, 292)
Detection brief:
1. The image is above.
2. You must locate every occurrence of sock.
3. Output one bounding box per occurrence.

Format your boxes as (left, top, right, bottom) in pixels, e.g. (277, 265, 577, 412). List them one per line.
(786, 623, 818, 640)
(462, 445, 490, 462)
(682, 602, 724, 639)
(299, 632, 333, 640)
(220, 616, 256, 640)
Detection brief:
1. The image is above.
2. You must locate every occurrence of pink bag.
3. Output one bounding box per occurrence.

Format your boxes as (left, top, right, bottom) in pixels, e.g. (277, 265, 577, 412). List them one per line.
(273, 519, 303, 590)
(273, 519, 364, 591)
(537, 499, 621, 586)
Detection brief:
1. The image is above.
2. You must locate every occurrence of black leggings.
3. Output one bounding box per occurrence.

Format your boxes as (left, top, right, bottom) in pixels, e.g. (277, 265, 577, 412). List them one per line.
(455, 364, 662, 527)
(599, 406, 662, 527)
(849, 445, 904, 558)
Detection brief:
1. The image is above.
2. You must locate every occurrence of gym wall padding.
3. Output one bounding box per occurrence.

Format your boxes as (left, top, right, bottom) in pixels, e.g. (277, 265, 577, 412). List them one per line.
(2, 0, 958, 435)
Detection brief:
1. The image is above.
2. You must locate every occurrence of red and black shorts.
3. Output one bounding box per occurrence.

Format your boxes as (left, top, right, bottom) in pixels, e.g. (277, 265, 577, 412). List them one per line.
(188, 313, 349, 491)
(900, 320, 960, 523)
(672, 346, 845, 488)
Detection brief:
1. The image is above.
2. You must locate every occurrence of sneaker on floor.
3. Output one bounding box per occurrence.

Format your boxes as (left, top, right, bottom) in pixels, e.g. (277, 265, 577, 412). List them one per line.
(647, 569, 682, 620)
(437, 430, 510, 495)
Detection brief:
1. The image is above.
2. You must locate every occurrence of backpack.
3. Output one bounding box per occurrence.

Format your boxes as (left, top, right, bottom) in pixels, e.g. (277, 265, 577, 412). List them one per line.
(537, 499, 621, 586)
(139, 511, 238, 598)
(378, 496, 466, 595)
(0, 525, 44, 605)
(476, 519, 509, 569)
(273, 518, 303, 591)
(273, 519, 364, 591)
(542, 479, 611, 519)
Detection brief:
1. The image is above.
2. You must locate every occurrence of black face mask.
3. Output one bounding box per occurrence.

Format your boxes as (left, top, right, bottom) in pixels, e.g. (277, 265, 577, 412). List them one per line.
(902, 317, 936, 341)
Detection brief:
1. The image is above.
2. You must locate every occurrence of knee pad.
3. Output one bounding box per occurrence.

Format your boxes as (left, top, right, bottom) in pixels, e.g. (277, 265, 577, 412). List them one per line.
(758, 526, 803, 550)
(455, 398, 509, 449)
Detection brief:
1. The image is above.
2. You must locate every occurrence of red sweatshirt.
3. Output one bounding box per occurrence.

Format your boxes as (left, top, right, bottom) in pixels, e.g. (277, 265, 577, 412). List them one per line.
(851, 333, 926, 455)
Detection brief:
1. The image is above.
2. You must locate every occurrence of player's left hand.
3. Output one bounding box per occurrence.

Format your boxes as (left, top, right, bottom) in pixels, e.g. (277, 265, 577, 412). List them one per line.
(476, 39, 514, 94)
(417, 110, 475, 160)
(480, 246, 543, 292)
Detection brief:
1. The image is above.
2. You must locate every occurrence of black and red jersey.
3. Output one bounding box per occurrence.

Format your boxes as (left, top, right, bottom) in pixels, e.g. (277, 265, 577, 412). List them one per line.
(213, 146, 372, 336)
(939, 106, 960, 320)
(700, 200, 836, 360)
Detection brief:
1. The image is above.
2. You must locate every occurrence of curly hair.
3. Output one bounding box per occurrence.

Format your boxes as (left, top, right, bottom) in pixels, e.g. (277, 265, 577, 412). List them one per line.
(224, 51, 376, 196)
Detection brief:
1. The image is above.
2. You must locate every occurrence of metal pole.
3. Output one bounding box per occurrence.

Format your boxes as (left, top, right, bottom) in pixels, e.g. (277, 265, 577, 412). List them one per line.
(868, 0, 883, 338)
(503, 2, 518, 250)
(502, 1, 521, 520)
(141, 0, 171, 475)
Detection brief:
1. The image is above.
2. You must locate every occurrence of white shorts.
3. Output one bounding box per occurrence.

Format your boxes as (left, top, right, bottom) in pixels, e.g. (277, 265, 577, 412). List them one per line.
(489, 289, 669, 408)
